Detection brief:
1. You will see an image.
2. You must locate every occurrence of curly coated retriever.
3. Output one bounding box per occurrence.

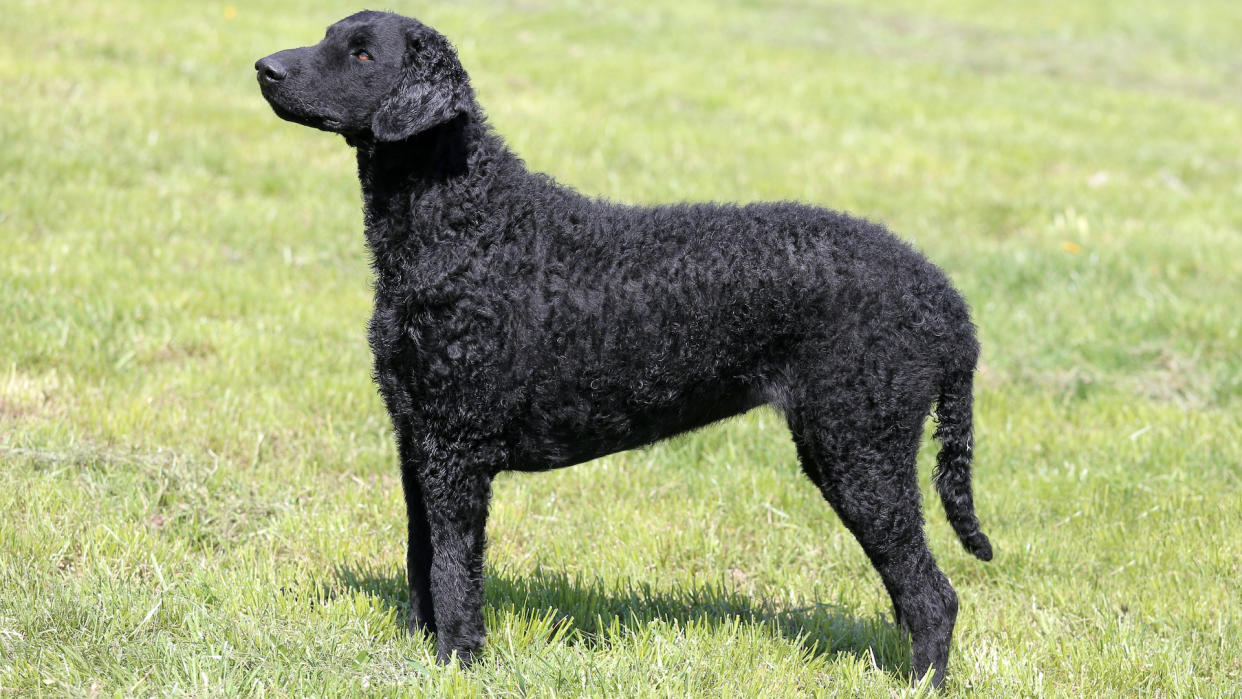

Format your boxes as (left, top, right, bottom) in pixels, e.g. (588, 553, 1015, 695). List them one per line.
(256, 10, 992, 687)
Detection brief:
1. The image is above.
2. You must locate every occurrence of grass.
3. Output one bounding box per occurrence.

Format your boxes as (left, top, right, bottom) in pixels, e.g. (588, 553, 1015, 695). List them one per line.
(2, 0, 1240, 695)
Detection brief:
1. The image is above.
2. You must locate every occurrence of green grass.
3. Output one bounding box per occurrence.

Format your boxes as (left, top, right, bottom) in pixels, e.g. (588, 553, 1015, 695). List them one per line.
(2, 0, 1240, 695)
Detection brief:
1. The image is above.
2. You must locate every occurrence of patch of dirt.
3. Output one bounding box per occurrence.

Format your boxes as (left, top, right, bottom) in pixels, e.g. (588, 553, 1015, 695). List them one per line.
(0, 368, 65, 421)
(145, 340, 217, 365)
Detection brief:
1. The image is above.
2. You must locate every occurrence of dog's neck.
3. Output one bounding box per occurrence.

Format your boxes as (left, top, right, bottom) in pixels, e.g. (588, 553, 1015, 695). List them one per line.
(353, 107, 521, 264)
(354, 116, 473, 189)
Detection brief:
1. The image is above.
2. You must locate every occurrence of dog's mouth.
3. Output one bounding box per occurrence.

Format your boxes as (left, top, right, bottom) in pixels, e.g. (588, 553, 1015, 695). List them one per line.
(260, 89, 345, 133)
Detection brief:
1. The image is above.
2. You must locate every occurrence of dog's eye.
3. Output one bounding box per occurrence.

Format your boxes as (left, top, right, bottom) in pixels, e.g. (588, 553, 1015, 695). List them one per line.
(354, 49, 373, 61)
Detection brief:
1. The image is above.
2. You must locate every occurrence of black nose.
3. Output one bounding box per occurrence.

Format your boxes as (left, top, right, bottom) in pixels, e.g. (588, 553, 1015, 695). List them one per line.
(255, 57, 287, 84)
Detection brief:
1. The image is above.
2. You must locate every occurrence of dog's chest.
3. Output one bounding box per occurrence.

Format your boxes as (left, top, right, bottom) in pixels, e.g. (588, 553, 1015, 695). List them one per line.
(368, 257, 520, 382)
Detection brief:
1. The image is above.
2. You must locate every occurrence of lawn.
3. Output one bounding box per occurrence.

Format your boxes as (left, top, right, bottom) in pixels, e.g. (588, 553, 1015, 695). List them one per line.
(2, 0, 1240, 695)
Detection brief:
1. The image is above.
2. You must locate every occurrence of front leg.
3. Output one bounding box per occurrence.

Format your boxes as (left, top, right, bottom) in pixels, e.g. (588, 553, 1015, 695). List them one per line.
(380, 390, 437, 637)
(421, 464, 493, 666)
(399, 454, 436, 636)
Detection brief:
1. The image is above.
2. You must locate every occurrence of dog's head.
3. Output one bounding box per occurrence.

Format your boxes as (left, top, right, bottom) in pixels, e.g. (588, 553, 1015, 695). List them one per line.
(255, 11, 472, 143)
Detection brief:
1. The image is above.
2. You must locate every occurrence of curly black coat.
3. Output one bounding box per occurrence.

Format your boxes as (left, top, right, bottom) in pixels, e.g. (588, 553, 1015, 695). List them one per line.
(256, 10, 992, 687)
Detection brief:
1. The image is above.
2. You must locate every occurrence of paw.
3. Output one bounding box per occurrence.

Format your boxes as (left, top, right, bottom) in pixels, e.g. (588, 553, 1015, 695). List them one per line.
(407, 610, 436, 637)
(435, 639, 483, 667)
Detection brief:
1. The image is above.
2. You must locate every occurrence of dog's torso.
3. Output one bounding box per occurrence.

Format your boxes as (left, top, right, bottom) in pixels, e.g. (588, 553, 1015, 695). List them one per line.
(360, 127, 968, 473)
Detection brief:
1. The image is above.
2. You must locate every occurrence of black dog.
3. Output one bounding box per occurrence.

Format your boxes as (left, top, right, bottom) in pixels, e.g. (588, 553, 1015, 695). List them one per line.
(256, 11, 991, 687)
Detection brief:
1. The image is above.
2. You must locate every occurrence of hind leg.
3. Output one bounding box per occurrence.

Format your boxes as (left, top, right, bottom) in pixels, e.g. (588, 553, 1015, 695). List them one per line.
(791, 410, 959, 688)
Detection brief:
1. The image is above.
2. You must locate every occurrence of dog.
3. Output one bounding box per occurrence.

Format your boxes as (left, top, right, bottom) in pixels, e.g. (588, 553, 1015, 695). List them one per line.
(256, 10, 991, 687)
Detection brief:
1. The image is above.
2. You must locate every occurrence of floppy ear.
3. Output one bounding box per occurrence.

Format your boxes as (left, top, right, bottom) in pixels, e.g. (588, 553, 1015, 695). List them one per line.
(371, 26, 472, 142)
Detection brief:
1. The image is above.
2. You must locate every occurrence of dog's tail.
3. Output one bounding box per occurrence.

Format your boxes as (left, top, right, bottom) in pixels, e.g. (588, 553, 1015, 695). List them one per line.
(933, 364, 993, 561)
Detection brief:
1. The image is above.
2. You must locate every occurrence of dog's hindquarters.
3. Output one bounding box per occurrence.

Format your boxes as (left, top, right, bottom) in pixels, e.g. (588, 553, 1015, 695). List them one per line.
(772, 236, 989, 687)
(782, 357, 959, 688)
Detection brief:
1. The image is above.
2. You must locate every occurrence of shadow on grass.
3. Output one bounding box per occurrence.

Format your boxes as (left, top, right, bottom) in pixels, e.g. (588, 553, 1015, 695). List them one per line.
(333, 563, 910, 677)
